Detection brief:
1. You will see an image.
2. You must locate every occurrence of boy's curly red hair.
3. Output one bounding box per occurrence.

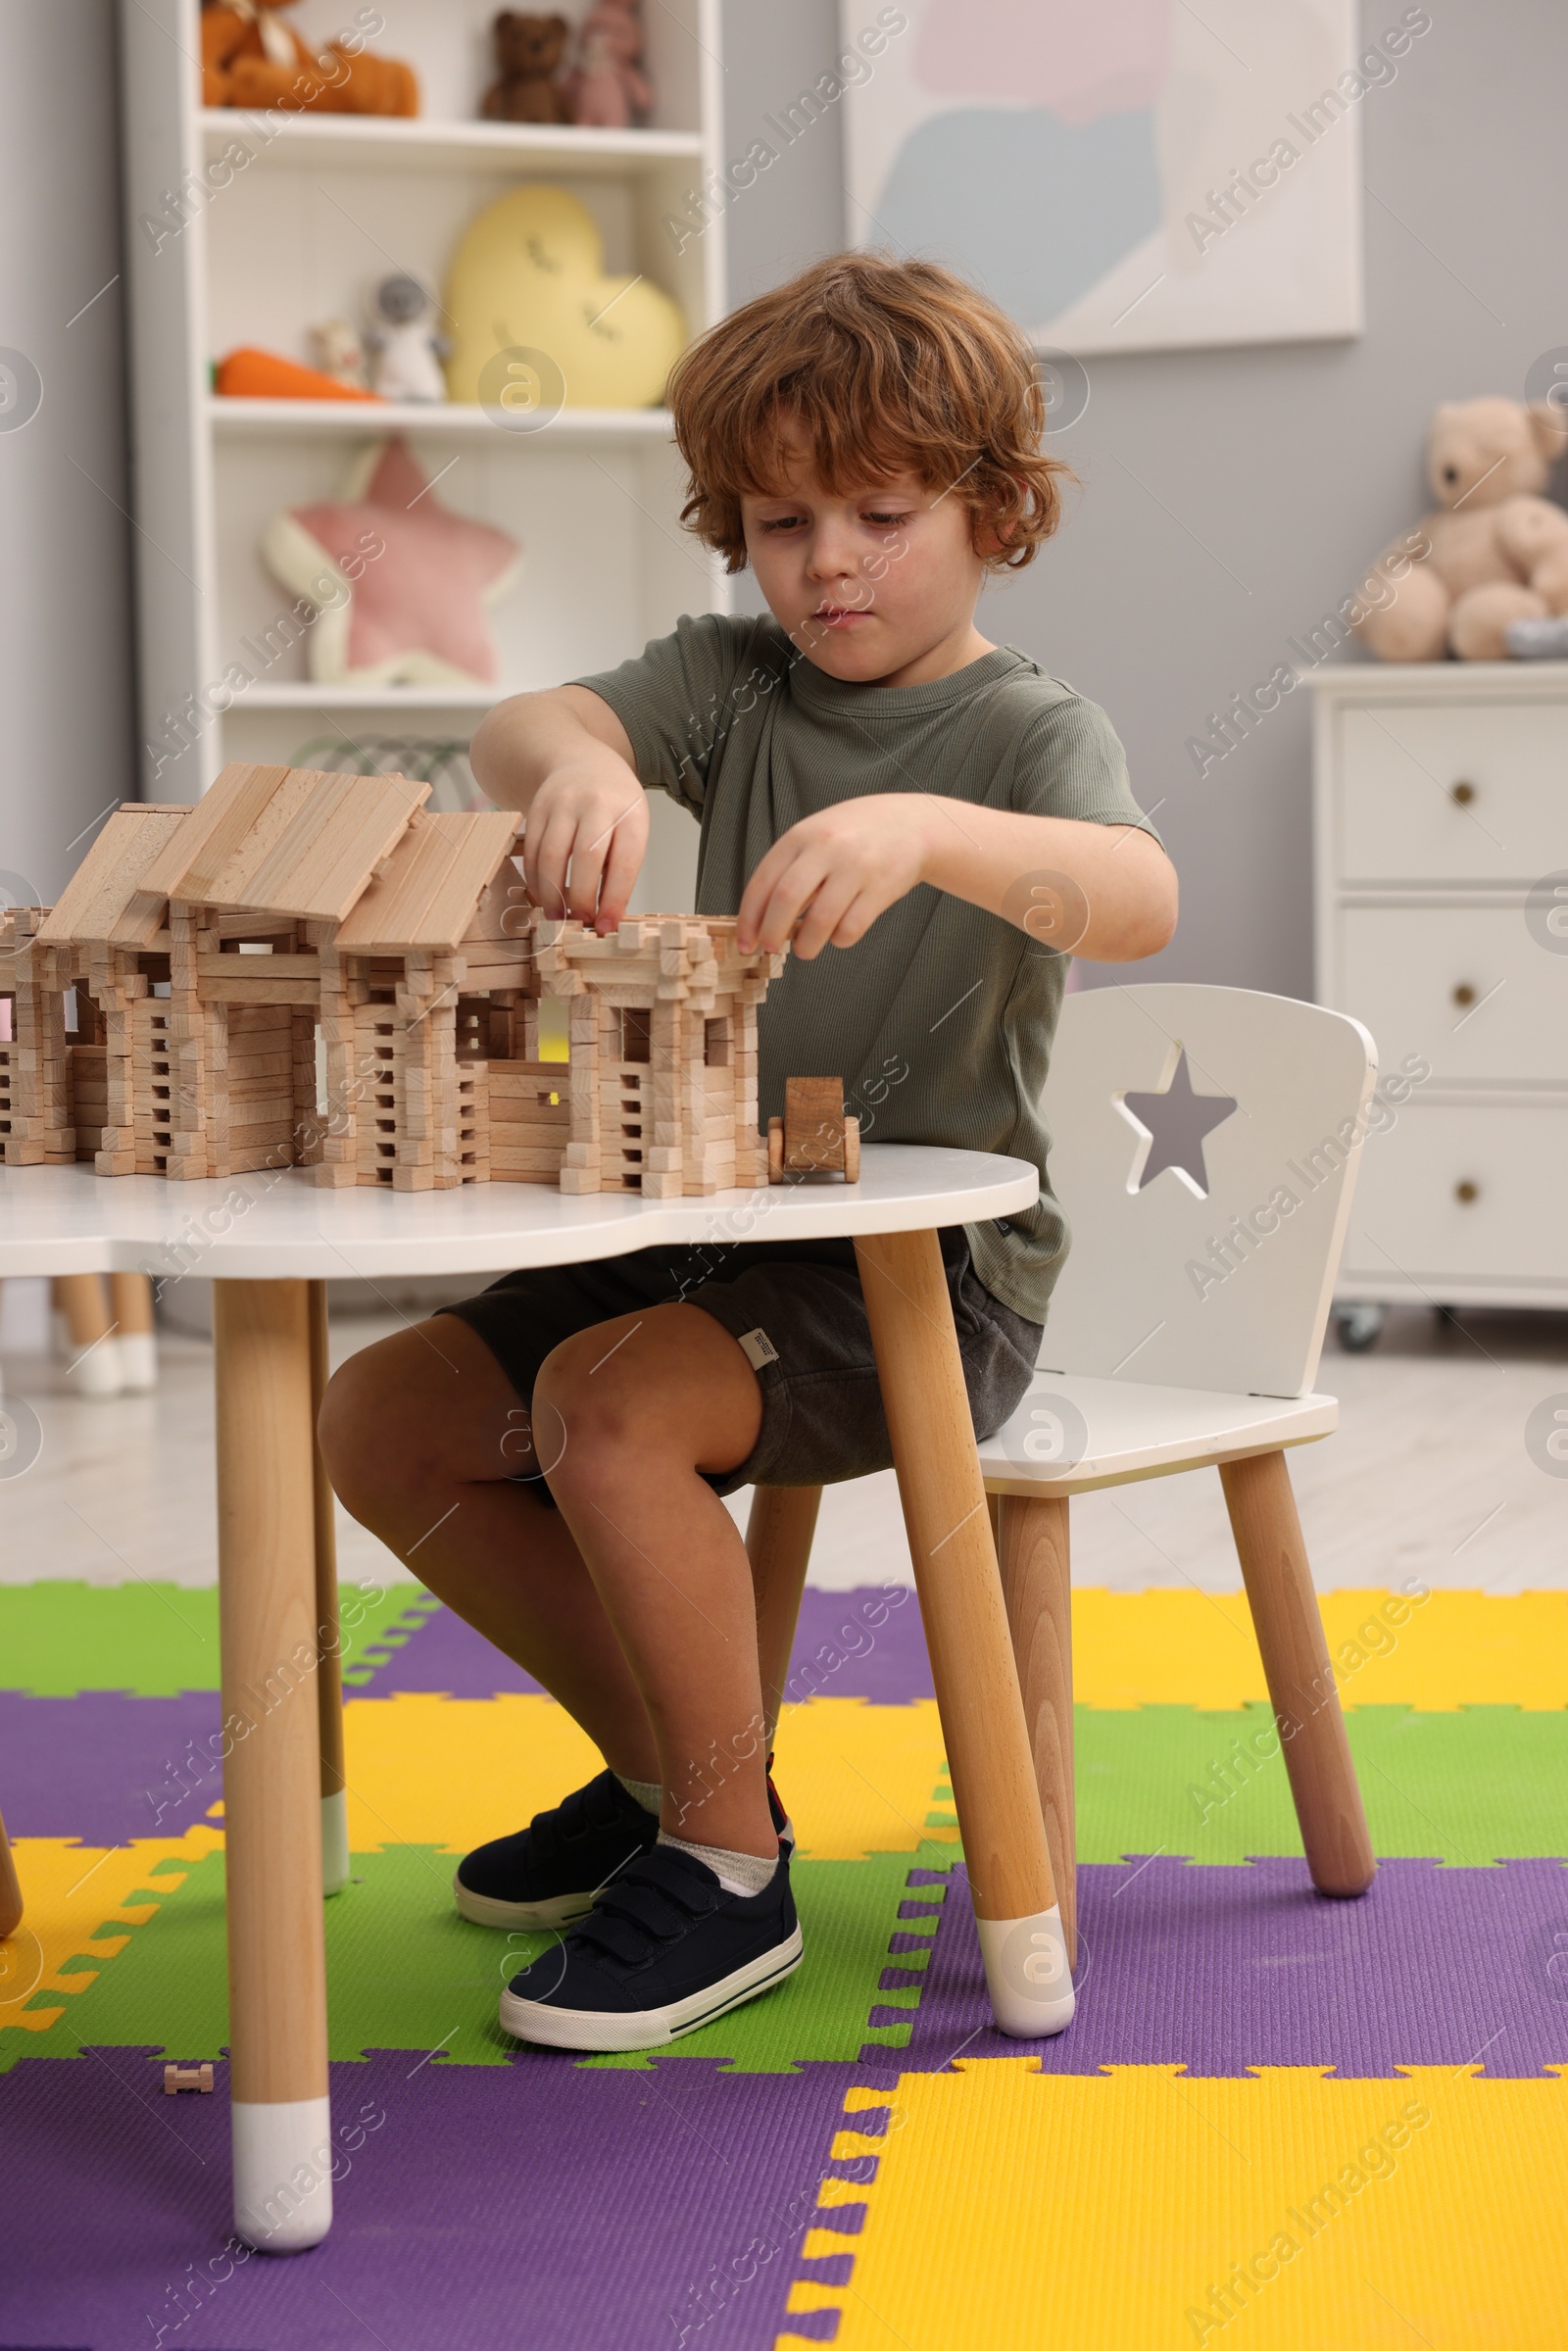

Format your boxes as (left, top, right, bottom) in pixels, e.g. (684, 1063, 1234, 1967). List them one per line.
(667, 252, 1069, 576)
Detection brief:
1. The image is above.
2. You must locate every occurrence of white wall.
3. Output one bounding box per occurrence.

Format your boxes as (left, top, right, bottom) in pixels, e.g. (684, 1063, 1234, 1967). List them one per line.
(0, 0, 137, 906)
(719, 0, 1568, 999)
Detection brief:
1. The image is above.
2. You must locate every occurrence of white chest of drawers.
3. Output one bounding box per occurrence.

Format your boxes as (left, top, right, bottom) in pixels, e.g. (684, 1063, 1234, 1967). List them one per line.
(1309, 663, 1568, 1324)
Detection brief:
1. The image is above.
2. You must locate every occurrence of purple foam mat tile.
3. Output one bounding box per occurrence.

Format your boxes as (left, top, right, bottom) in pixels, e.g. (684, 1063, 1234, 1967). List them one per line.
(0, 2047, 864, 2351)
(881, 1856, 1568, 2079)
(0, 1691, 223, 1846)
(353, 1584, 935, 1705)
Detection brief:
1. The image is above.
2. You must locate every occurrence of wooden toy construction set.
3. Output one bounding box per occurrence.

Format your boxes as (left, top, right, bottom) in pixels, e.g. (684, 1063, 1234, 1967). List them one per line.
(0, 761, 798, 1200)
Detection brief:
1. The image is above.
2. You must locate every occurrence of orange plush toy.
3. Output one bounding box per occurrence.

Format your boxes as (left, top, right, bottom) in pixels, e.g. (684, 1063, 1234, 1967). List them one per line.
(201, 1, 418, 115)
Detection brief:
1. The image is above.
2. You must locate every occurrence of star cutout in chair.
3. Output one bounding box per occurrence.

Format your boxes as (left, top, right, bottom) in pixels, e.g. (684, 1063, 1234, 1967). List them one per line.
(262, 436, 521, 687)
(1119, 1049, 1238, 1197)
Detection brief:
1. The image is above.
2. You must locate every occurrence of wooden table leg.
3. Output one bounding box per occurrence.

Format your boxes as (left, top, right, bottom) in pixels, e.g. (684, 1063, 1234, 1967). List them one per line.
(747, 1485, 820, 1744)
(995, 1494, 1076, 1970)
(856, 1230, 1073, 2037)
(0, 1801, 22, 1940)
(308, 1282, 349, 1898)
(1219, 1450, 1376, 1898)
(214, 1279, 332, 2251)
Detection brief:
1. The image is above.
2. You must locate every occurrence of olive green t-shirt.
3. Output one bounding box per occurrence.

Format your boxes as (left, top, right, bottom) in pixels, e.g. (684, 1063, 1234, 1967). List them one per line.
(577, 611, 1160, 1326)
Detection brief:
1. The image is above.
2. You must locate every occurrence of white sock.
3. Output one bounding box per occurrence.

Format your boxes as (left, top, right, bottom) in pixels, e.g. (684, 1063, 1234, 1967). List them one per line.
(615, 1773, 662, 1816)
(658, 1830, 777, 1897)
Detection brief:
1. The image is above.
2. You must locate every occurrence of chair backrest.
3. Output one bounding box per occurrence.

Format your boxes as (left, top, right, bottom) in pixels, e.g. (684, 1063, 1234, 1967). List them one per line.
(1037, 984, 1377, 1398)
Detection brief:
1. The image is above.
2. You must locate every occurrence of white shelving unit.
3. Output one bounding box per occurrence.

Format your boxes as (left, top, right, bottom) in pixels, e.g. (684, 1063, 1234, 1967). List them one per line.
(119, 0, 727, 909)
(1309, 661, 1568, 1332)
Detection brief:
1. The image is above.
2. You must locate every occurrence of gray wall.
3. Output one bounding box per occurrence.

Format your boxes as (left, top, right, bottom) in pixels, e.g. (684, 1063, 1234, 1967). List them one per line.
(0, 0, 136, 906)
(719, 0, 1568, 997)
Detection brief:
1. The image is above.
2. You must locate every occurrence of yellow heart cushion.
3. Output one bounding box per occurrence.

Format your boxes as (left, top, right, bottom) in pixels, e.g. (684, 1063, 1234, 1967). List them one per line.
(443, 183, 687, 410)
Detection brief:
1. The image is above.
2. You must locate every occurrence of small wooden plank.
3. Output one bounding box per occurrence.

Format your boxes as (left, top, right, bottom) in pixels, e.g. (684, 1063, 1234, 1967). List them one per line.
(37, 808, 189, 947)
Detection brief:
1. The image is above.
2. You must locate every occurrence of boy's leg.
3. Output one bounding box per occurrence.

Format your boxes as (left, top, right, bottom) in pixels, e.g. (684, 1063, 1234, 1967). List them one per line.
(319, 1314, 661, 1779)
(535, 1302, 775, 1861)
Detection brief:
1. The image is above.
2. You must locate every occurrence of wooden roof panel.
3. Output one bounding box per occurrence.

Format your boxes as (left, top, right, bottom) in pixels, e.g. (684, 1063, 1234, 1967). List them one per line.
(138, 762, 430, 922)
(335, 810, 522, 953)
(37, 808, 190, 946)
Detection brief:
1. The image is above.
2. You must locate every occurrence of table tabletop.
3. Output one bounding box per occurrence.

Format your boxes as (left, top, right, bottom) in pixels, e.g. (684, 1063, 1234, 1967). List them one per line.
(0, 1148, 1039, 1281)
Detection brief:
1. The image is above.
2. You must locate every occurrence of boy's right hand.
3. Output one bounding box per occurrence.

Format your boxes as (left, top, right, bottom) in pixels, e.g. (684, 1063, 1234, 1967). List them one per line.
(470, 685, 648, 933)
(522, 746, 650, 933)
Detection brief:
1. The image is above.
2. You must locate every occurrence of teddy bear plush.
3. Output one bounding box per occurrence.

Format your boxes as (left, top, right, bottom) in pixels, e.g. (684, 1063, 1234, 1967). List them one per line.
(201, 0, 417, 114)
(565, 0, 654, 130)
(1354, 396, 1568, 661)
(481, 13, 572, 124)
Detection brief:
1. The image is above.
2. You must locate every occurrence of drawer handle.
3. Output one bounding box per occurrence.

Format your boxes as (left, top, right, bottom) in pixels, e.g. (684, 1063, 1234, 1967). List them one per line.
(1450, 780, 1477, 806)
(1452, 982, 1476, 1008)
(1455, 1180, 1480, 1204)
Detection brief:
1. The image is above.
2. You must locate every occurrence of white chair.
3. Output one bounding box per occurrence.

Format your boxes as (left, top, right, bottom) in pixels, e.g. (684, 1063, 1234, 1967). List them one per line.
(748, 984, 1379, 1977)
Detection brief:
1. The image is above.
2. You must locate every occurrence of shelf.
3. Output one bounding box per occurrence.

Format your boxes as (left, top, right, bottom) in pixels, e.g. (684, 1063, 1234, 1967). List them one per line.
(231, 681, 509, 710)
(209, 398, 675, 441)
(199, 108, 704, 176)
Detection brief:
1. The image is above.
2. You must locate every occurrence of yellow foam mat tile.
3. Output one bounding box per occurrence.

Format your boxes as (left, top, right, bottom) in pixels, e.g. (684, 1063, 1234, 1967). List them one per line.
(778, 2062, 1568, 2350)
(341, 1692, 951, 1862)
(0, 1826, 223, 2041)
(1073, 1588, 1568, 1711)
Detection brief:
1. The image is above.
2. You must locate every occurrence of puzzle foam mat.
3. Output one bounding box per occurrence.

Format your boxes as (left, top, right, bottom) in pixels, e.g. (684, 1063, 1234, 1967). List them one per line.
(2, 1579, 1565, 2347)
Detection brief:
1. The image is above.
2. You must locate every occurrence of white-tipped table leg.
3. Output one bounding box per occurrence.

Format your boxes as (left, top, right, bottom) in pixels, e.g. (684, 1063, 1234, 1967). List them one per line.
(856, 1230, 1075, 2040)
(215, 1280, 333, 2251)
(308, 1282, 350, 1899)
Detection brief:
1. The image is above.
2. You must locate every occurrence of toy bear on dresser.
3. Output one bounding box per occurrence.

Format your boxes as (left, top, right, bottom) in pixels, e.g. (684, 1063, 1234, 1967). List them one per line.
(1354, 396, 1568, 661)
(481, 13, 572, 123)
(201, 0, 417, 113)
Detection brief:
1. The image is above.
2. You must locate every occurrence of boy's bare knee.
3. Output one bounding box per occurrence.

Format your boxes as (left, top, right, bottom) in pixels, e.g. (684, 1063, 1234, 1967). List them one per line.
(319, 1326, 456, 1521)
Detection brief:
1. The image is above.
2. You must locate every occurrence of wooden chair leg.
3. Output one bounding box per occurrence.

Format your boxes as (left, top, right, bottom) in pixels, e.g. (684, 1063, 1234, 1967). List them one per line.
(109, 1271, 158, 1393)
(1218, 1449, 1376, 1897)
(856, 1229, 1073, 2037)
(994, 1494, 1076, 1970)
(308, 1282, 349, 1897)
(0, 1801, 22, 1940)
(746, 1485, 821, 1746)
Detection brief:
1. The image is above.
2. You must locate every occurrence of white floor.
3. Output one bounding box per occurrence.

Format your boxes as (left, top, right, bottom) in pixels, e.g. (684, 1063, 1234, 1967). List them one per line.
(1, 1291, 1564, 1595)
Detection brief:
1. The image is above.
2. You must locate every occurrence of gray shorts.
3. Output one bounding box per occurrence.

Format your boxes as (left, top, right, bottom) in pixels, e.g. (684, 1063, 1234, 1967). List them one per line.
(438, 1228, 1042, 1497)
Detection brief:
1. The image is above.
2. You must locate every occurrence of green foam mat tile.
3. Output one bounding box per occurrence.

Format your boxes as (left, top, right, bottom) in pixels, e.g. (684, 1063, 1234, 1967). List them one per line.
(1076, 1703, 1568, 1867)
(0, 1579, 426, 1695)
(12, 1837, 947, 2078)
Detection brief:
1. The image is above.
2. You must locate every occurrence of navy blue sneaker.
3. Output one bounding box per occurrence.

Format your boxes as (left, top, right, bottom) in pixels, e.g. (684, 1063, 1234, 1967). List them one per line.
(498, 1843, 802, 2051)
(455, 1769, 795, 1932)
(453, 1770, 659, 1931)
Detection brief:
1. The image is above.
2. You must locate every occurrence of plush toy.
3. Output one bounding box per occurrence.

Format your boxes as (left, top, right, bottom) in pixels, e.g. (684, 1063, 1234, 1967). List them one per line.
(481, 13, 572, 123)
(216, 346, 382, 401)
(365, 275, 449, 405)
(1355, 397, 1568, 661)
(309, 318, 368, 390)
(564, 0, 653, 130)
(444, 184, 686, 409)
(201, 0, 418, 115)
(261, 438, 520, 685)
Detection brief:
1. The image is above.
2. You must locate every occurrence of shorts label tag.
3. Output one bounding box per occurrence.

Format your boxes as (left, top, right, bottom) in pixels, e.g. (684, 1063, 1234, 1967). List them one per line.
(737, 1326, 779, 1371)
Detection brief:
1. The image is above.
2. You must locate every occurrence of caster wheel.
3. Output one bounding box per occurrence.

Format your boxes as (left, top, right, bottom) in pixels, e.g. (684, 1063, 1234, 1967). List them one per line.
(1335, 1303, 1386, 1353)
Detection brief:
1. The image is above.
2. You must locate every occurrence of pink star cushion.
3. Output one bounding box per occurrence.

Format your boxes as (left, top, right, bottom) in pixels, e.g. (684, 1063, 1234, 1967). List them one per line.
(260, 436, 521, 686)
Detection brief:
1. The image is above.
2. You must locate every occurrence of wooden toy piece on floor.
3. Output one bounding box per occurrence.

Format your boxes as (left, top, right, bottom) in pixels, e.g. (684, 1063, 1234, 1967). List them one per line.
(768, 1076, 860, 1184)
(164, 2062, 215, 2094)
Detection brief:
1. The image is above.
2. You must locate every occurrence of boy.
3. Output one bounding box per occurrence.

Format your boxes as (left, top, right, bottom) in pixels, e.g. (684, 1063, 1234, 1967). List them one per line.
(320, 253, 1176, 2053)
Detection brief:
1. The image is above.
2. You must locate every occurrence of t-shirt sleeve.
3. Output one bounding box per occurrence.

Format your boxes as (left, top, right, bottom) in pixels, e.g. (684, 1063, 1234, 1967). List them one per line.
(1008, 693, 1162, 845)
(573, 612, 774, 819)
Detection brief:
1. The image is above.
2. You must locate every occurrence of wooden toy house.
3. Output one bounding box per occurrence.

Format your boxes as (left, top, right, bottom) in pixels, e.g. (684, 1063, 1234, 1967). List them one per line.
(1, 763, 782, 1198)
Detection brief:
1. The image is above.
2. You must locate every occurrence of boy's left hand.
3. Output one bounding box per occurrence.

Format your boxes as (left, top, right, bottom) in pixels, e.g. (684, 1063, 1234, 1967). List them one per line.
(735, 794, 927, 960)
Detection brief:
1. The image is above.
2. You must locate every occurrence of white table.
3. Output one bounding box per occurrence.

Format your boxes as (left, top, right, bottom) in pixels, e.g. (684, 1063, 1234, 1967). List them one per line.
(0, 1147, 1065, 2252)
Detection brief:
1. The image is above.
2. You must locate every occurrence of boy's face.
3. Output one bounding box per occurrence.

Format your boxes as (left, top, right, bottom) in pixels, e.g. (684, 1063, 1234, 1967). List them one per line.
(739, 429, 993, 688)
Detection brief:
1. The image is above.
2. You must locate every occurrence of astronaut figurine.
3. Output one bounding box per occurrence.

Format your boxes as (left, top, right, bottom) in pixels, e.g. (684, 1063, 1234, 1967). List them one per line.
(366, 274, 449, 404)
